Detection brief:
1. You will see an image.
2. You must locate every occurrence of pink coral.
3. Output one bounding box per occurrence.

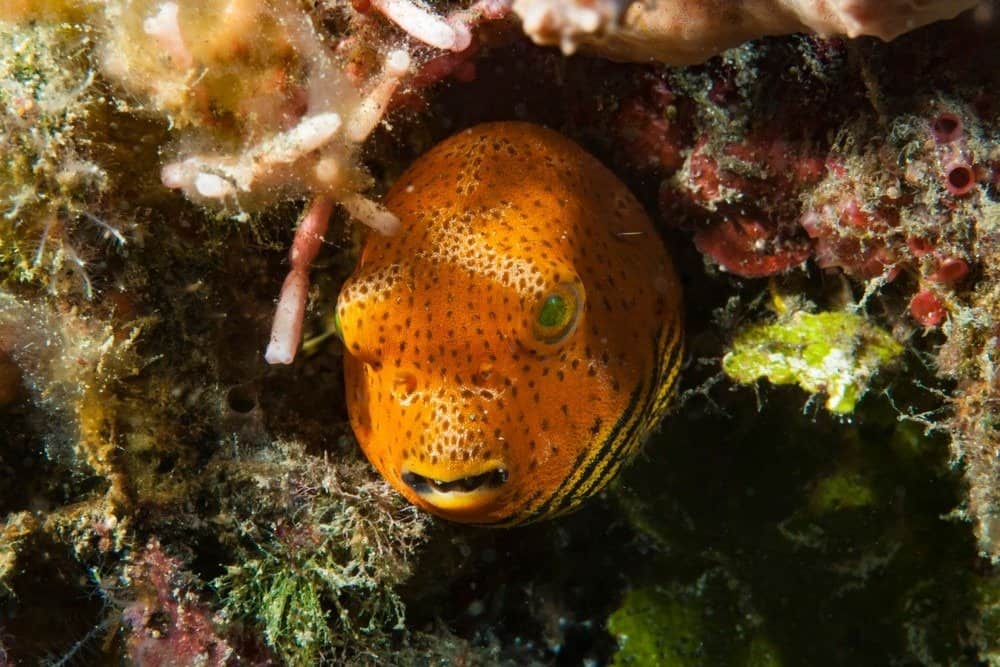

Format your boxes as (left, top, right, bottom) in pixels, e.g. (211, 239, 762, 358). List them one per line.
(620, 55, 990, 301)
(121, 539, 240, 667)
(943, 160, 977, 196)
(799, 197, 902, 281)
(930, 256, 971, 285)
(931, 111, 964, 143)
(683, 135, 826, 210)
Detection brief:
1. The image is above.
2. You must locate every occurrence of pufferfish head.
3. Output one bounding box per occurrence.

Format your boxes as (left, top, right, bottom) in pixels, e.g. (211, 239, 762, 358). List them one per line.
(336, 122, 683, 525)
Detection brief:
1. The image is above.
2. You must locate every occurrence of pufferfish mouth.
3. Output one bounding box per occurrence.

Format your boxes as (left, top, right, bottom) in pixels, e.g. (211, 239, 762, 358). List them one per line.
(400, 466, 508, 511)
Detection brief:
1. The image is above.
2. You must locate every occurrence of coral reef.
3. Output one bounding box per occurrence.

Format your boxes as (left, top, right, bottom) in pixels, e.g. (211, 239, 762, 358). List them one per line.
(607, 585, 731, 666)
(121, 539, 239, 666)
(610, 21, 1000, 562)
(514, 0, 982, 63)
(1, 1, 999, 665)
(0, 3, 448, 662)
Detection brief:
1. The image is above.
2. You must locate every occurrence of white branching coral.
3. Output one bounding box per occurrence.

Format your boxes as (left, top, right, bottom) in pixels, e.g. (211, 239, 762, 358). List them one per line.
(514, 0, 982, 62)
(370, 0, 511, 51)
(515, 0, 623, 55)
(89, 0, 490, 364)
(114, 0, 412, 217)
(373, 0, 472, 50)
(265, 196, 334, 365)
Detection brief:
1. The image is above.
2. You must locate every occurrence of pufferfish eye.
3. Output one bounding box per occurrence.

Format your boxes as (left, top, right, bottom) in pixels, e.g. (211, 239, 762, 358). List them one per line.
(532, 283, 581, 344)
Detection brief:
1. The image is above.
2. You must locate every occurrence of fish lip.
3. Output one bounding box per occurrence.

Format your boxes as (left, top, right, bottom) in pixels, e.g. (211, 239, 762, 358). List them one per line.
(400, 464, 509, 512)
(401, 466, 508, 494)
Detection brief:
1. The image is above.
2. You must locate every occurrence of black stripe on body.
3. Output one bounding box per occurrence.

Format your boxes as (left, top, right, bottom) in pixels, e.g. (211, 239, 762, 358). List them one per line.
(498, 320, 683, 526)
(538, 321, 681, 520)
(549, 325, 676, 516)
(522, 376, 647, 522)
(546, 321, 683, 518)
(578, 326, 684, 503)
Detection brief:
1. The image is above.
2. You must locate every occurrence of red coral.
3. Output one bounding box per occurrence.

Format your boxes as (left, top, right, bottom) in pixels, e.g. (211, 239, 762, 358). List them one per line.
(693, 217, 811, 277)
(615, 78, 687, 173)
(943, 160, 976, 196)
(800, 203, 901, 281)
(671, 130, 826, 277)
(907, 236, 936, 258)
(929, 256, 970, 285)
(910, 290, 946, 327)
(684, 134, 825, 212)
(931, 112, 963, 143)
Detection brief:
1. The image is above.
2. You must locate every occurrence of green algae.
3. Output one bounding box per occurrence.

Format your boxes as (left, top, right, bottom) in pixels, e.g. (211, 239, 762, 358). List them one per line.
(979, 576, 1000, 665)
(607, 581, 783, 667)
(607, 586, 707, 666)
(219, 550, 336, 666)
(722, 311, 903, 414)
(807, 470, 876, 515)
(0, 17, 169, 296)
(747, 637, 782, 667)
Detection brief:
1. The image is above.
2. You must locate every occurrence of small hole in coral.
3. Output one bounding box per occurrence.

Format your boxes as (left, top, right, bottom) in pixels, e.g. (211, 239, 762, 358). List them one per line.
(946, 164, 974, 195)
(156, 453, 178, 474)
(932, 112, 962, 143)
(0, 351, 23, 407)
(226, 385, 256, 413)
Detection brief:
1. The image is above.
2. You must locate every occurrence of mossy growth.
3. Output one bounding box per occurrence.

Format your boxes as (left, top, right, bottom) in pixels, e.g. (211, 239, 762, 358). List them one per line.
(747, 637, 782, 667)
(977, 575, 1000, 664)
(0, 509, 111, 661)
(0, 17, 168, 296)
(722, 310, 903, 414)
(806, 469, 876, 515)
(0, 512, 38, 600)
(212, 448, 430, 666)
(0, 20, 104, 291)
(0, 0, 100, 22)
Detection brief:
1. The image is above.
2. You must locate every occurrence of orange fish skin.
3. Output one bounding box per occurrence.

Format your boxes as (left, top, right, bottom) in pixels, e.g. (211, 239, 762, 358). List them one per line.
(337, 121, 683, 525)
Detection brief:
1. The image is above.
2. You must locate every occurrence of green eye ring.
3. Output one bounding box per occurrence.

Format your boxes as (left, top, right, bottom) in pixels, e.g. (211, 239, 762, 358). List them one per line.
(532, 283, 581, 345)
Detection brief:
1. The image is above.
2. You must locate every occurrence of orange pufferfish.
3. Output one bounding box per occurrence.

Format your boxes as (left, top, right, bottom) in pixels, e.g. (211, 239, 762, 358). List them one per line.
(335, 122, 683, 525)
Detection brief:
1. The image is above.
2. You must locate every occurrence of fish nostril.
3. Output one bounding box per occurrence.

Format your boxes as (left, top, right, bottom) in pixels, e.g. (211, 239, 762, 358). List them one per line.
(472, 362, 493, 385)
(402, 468, 508, 495)
(393, 373, 417, 401)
